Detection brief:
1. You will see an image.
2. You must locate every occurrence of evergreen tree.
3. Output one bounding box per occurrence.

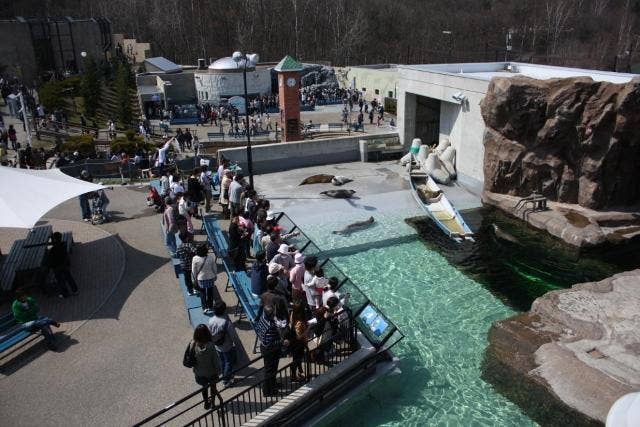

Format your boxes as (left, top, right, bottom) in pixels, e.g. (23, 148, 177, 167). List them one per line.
(114, 63, 133, 127)
(80, 56, 101, 118)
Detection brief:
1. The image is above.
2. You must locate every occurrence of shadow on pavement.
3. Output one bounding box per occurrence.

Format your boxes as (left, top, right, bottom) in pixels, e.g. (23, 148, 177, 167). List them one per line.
(0, 333, 80, 376)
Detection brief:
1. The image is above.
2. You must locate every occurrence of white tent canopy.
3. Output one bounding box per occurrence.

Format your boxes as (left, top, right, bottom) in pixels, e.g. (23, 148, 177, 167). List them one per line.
(0, 166, 105, 229)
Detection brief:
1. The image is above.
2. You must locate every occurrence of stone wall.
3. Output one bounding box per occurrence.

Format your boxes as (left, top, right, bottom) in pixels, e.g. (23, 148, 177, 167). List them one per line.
(481, 76, 640, 210)
(483, 269, 640, 426)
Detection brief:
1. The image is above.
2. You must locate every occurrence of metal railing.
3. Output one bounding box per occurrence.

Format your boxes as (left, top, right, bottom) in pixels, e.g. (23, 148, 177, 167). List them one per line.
(134, 212, 404, 426)
(134, 315, 359, 427)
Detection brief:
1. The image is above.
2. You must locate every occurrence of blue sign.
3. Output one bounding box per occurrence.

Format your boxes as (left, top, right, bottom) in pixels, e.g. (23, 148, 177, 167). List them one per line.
(359, 305, 388, 337)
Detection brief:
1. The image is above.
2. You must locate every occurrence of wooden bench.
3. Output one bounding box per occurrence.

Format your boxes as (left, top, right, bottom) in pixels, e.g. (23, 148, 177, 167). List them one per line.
(178, 273, 202, 311)
(206, 132, 225, 141)
(253, 130, 270, 138)
(22, 225, 53, 271)
(222, 260, 260, 353)
(328, 123, 344, 131)
(0, 312, 44, 353)
(202, 215, 228, 258)
(1, 225, 55, 292)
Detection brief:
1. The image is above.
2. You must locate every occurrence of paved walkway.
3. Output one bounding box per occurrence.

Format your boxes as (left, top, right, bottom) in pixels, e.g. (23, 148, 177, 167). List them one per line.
(0, 186, 194, 426)
(0, 218, 125, 377)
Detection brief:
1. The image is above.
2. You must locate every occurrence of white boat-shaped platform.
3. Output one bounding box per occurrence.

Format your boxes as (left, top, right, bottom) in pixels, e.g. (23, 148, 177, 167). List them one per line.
(409, 169, 474, 243)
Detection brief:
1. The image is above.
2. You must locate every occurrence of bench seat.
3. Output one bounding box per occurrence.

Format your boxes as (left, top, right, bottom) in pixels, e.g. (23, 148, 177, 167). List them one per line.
(178, 273, 202, 311)
(0, 313, 45, 353)
(202, 216, 228, 258)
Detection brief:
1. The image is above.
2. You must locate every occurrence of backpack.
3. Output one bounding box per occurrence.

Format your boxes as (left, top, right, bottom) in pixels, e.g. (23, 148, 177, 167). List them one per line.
(213, 320, 229, 346)
(168, 206, 183, 233)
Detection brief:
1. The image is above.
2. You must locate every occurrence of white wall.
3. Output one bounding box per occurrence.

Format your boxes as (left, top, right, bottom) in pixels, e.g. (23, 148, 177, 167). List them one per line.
(194, 69, 272, 103)
(397, 68, 489, 185)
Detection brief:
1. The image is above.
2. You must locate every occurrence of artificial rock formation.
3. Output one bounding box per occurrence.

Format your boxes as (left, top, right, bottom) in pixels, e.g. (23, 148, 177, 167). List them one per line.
(483, 270, 640, 426)
(300, 64, 338, 91)
(481, 76, 640, 210)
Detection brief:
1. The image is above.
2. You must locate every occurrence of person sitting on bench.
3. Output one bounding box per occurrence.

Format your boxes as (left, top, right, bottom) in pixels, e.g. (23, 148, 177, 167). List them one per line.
(12, 290, 61, 350)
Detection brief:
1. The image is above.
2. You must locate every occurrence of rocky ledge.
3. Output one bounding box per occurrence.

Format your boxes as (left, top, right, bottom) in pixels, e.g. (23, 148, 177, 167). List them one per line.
(482, 270, 640, 426)
(483, 191, 640, 248)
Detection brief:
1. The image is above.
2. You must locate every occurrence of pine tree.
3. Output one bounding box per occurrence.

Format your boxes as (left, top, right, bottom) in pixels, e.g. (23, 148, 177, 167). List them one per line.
(114, 63, 133, 127)
(80, 56, 101, 118)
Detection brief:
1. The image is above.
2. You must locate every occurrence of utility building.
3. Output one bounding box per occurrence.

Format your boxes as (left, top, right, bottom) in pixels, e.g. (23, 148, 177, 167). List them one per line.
(0, 16, 111, 82)
(397, 62, 636, 191)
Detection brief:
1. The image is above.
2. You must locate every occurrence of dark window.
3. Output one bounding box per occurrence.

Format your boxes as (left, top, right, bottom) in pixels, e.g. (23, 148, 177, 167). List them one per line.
(362, 87, 366, 92)
(374, 89, 380, 95)
(388, 91, 394, 98)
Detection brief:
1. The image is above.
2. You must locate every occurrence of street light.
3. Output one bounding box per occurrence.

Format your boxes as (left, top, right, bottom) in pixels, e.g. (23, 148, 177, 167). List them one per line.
(162, 81, 172, 116)
(232, 51, 259, 189)
(442, 31, 453, 63)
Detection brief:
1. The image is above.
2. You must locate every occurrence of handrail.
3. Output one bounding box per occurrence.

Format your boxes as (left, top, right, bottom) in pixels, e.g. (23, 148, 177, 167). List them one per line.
(273, 211, 405, 351)
(134, 211, 404, 426)
(132, 354, 264, 427)
(135, 314, 358, 427)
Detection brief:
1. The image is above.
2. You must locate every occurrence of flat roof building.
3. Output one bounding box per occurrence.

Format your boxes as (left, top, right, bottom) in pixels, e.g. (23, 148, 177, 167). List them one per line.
(397, 62, 637, 191)
(0, 16, 112, 82)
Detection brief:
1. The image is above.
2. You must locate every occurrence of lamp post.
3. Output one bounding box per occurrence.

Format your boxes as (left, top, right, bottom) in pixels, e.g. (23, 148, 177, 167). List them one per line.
(232, 51, 259, 189)
(442, 30, 453, 63)
(162, 81, 172, 117)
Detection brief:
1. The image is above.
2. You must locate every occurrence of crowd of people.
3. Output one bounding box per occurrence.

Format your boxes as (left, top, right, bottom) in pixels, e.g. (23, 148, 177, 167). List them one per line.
(153, 156, 353, 404)
(299, 86, 348, 107)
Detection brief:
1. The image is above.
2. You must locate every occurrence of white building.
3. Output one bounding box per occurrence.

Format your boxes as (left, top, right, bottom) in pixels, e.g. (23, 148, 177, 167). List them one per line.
(397, 62, 636, 191)
(194, 56, 273, 104)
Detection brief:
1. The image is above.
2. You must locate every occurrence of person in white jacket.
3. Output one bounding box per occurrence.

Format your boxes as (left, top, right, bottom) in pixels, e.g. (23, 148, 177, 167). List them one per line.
(192, 244, 217, 314)
(303, 267, 328, 310)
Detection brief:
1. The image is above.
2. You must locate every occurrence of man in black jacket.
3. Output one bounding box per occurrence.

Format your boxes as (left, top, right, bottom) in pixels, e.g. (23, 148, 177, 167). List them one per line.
(48, 232, 79, 298)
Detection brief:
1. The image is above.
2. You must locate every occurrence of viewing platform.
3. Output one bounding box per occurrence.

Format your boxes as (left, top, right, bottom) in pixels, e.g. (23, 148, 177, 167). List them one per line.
(135, 183, 404, 426)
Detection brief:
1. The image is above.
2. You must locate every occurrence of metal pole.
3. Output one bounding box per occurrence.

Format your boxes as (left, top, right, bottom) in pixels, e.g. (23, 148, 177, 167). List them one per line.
(242, 59, 254, 188)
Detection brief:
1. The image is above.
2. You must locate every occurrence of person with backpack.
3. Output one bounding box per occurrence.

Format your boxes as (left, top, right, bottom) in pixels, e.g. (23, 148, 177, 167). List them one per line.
(183, 324, 221, 409)
(192, 244, 217, 314)
(176, 232, 198, 295)
(208, 301, 238, 387)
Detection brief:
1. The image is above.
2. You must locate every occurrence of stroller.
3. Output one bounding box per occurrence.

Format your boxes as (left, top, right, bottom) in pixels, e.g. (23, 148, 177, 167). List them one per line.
(147, 185, 165, 212)
(90, 189, 110, 224)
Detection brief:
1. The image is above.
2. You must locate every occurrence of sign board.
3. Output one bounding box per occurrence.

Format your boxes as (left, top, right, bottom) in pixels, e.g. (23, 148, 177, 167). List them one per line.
(199, 159, 210, 166)
(359, 305, 389, 337)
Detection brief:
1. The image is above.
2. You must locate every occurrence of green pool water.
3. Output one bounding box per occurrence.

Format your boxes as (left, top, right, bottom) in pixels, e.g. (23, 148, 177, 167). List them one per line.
(296, 211, 536, 426)
(325, 243, 536, 425)
(288, 200, 636, 426)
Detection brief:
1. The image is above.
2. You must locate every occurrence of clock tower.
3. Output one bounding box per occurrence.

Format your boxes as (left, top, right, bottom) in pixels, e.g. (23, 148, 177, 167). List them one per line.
(274, 55, 303, 142)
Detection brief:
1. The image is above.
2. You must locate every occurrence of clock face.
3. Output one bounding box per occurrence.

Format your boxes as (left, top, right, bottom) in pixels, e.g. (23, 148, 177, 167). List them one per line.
(286, 77, 297, 88)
